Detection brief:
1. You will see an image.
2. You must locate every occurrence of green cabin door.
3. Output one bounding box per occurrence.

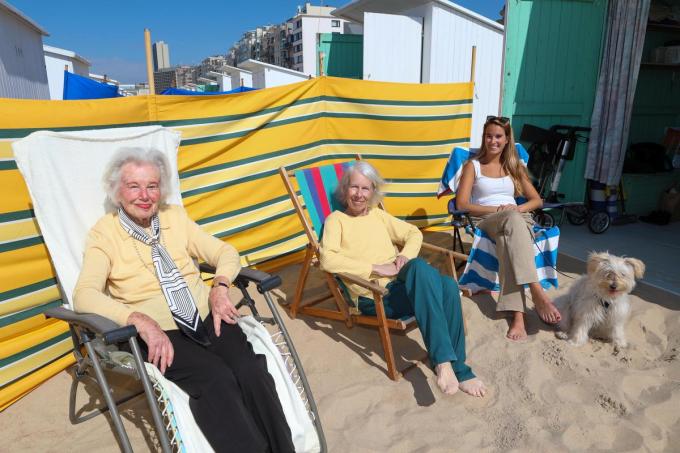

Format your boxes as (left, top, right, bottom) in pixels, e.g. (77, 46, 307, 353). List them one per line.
(317, 33, 363, 78)
(502, 0, 608, 202)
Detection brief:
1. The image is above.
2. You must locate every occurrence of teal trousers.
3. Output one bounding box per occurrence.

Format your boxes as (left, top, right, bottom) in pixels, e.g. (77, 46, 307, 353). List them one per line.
(358, 258, 475, 382)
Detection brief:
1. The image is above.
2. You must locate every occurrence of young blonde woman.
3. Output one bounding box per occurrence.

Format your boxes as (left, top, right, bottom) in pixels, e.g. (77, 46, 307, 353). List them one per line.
(456, 116, 561, 341)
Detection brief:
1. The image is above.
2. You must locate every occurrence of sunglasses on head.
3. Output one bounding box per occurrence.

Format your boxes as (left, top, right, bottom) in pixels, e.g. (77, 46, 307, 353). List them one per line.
(486, 115, 510, 125)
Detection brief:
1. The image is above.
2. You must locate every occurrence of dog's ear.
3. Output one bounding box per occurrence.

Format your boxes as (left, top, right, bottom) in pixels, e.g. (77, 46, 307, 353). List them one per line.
(625, 258, 645, 279)
(587, 252, 609, 275)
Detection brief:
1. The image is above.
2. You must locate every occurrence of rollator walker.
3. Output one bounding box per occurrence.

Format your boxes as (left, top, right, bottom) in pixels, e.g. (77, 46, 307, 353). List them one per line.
(520, 123, 610, 234)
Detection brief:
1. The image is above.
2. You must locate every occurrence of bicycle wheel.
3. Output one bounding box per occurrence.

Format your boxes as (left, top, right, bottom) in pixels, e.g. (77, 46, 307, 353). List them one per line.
(533, 211, 555, 228)
(566, 205, 588, 225)
(588, 211, 610, 234)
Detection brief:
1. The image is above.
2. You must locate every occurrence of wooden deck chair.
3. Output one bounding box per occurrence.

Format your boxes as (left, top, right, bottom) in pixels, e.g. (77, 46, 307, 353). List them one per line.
(279, 158, 468, 380)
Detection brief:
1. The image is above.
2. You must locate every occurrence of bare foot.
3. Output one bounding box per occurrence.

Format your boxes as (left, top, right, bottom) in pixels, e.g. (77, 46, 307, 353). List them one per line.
(435, 362, 459, 395)
(507, 311, 527, 341)
(459, 378, 487, 397)
(530, 283, 561, 324)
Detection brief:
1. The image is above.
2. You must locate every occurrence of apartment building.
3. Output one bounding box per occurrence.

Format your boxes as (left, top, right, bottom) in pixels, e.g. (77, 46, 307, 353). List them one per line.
(272, 22, 293, 68)
(153, 67, 176, 94)
(198, 55, 229, 78)
(228, 2, 356, 76)
(152, 41, 170, 71)
(234, 26, 278, 65)
(288, 3, 353, 75)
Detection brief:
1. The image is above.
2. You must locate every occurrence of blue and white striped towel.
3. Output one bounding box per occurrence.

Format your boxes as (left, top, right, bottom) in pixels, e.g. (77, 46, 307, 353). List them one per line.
(458, 225, 560, 294)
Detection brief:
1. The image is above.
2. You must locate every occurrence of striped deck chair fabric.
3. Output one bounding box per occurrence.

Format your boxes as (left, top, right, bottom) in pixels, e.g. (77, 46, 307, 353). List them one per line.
(438, 143, 560, 294)
(459, 225, 559, 293)
(294, 161, 353, 240)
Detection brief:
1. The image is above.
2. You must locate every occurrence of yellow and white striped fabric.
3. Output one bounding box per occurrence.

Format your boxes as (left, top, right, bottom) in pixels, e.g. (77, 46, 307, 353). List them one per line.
(0, 76, 472, 410)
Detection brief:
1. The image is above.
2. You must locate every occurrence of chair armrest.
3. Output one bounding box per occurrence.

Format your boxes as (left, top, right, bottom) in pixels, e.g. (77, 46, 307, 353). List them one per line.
(45, 306, 121, 333)
(421, 242, 468, 262)
(335, 272, 388, 296)
(199, 263, 282, 293)
(45, 307, 139, 344)
(449, 208, 471, 217)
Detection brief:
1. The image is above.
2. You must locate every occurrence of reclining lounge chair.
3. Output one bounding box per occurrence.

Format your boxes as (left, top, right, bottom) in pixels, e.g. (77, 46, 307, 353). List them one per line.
(13, 125, 325, 452)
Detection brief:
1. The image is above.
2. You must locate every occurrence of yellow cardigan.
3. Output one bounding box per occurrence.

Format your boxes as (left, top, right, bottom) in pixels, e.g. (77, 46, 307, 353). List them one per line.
(73, 204, 241, 330)
(319, 208, 422, 302)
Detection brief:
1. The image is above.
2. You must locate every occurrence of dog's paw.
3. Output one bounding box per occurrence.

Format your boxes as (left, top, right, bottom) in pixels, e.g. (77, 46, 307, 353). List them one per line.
(568, 338, 587, 347)
(555, 331, 569, 340)
(613, 340, 628, 350)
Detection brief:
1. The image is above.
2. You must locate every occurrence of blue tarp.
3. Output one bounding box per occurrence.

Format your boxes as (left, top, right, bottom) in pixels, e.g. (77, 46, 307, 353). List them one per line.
(160, 86, 256, 95)
(63, 71, 121, 100)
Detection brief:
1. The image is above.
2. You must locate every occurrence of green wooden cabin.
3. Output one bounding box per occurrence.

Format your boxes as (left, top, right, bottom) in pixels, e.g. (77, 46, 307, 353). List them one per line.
(503, 0, 680, 215)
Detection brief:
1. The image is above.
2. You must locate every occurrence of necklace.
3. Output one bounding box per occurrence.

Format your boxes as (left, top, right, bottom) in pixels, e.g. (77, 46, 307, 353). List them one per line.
(131, 229, 166, 278)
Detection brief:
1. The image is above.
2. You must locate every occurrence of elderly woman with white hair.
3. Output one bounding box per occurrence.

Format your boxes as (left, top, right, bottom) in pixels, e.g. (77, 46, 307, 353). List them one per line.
(73, 148, 294, 453)
(319, 161, 486, 397)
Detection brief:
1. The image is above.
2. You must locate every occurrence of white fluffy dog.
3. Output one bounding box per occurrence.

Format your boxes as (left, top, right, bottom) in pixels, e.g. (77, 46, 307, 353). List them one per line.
(553, 252, 645, 348)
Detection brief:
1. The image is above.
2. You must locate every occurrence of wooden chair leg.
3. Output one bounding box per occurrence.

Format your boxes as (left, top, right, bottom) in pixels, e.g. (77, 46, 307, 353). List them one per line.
(373, 293, 399, 381)
(290, 245, 314, 319)
(324, 273, 353, 328)
(445, 251, 456, 280)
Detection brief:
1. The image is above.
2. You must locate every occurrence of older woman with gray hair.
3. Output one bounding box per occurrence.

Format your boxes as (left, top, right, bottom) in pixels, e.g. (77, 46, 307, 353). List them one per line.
(319, 161, 486, 397)
(74, 148, 294, 453)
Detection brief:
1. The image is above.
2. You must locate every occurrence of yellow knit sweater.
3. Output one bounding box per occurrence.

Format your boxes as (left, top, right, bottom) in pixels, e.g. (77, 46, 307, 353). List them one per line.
(319, 208, 422, 302)
(73, 205, 241, 330)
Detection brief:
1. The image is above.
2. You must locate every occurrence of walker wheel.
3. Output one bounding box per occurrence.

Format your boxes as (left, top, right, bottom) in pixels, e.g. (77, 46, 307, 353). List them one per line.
(588, 211, 610, 234)
(533, 211, 555, 228)
(566, 205, 588, 225)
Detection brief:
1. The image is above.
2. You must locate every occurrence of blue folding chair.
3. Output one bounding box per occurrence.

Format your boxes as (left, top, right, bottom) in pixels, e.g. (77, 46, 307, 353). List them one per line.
(438, 144, 560, 294)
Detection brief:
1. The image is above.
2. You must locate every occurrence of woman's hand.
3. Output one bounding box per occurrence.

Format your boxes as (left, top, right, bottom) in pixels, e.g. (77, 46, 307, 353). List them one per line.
(496, 204, 520, 212)
(209, 282, 240, 336)
(127, 312, 174, 374)
(372, 262, 399, 277)
(393, 255, 410, 272)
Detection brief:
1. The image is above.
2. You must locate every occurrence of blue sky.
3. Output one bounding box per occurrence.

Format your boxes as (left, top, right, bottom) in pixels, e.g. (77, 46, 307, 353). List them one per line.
(9, 0, 505, 83)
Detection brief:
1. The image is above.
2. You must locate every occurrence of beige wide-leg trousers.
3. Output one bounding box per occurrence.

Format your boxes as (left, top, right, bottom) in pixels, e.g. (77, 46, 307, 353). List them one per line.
(476, 210, 538, 313)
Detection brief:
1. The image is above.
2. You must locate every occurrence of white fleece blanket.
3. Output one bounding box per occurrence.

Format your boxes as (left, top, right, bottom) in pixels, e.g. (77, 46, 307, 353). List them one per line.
(12, 126, 319, 452)
(146, 316, 320, 453)
(12, 126, 183, 307)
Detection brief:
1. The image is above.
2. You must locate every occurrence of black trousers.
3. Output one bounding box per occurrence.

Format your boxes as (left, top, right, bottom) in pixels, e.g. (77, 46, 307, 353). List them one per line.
(142, 314, 295, 453)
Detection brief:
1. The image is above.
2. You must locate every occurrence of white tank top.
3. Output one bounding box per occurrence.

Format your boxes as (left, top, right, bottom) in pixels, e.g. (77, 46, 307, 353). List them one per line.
(469, 160, 517, 206)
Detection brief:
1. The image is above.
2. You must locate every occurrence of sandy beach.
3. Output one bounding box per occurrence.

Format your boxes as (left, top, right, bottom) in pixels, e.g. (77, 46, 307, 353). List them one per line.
(2, 242, 679, 452)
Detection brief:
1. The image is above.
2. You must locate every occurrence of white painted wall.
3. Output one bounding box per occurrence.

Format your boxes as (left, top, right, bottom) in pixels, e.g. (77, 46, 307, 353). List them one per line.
(44, 48, 90, 100)
(337, 1, 504, 147)
(0, 10, 49, 99)
(214, 73, 230, 91)
(299, 15, 346, 76)
(257, 67, 308, 89)
(423, 4, 503, 147)
(363, 12, 422, 83)
(229, 71, 253, 89)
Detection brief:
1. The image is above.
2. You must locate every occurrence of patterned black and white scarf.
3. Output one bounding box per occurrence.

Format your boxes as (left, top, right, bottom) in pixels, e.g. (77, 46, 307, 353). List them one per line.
(118, 208, 210, 346)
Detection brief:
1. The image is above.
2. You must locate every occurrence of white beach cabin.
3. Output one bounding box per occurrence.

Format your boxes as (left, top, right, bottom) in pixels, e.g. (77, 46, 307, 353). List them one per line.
(238, 59, 310, 89)
(332, 0, 504, 147)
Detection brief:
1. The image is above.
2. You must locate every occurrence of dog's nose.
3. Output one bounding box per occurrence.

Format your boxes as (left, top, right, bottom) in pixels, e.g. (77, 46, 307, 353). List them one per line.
(610, 283, 617, 290)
